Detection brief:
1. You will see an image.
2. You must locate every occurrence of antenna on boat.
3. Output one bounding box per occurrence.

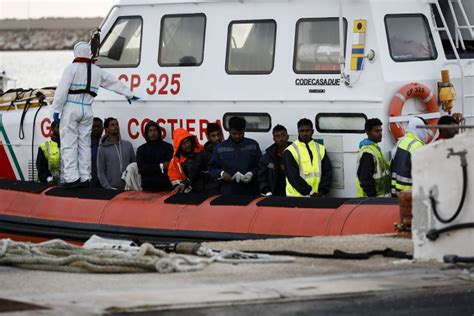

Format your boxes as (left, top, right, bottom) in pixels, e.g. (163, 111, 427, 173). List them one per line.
(339, 0, 350, 86)
(90, 28, 101, 58)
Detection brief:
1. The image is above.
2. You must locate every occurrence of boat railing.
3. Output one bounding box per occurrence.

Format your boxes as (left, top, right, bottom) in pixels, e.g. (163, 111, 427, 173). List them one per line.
(429, 0, 474, 117)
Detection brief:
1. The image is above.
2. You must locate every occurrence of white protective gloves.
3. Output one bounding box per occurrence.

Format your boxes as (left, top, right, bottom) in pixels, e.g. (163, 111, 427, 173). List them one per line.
(242, 172, 253, 183)
(232, 171, 253, 183)
(232, 172, 244, 183)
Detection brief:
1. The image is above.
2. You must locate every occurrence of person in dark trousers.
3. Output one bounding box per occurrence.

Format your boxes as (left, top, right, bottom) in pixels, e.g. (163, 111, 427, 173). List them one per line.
(209, 116, 262, 195)
(97, 118, 136, 190)
(283, 118, 332, 197)
(90, 117, 103, 188)
(36, 121, 60, 184)
(187, 122, 223, 194)
(168, 128, 204, 193)
(258, 124, 291, 196)
(356, 118, 390, 197)
(136, 121, 173, 192)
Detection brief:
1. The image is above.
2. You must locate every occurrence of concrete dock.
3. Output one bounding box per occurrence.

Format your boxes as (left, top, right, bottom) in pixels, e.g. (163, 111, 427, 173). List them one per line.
(1, 235, 473, 315)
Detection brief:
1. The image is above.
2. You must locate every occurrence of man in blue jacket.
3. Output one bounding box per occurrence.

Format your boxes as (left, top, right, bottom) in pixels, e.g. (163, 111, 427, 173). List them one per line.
(209, 116, 261, 195)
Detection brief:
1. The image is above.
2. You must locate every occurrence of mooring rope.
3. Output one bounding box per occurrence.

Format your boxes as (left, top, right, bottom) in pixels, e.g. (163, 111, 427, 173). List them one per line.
(0, 238, 294, 274)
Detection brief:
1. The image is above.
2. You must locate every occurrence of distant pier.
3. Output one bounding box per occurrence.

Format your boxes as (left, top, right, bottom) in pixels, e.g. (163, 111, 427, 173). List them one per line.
(0, 18, 102, 51)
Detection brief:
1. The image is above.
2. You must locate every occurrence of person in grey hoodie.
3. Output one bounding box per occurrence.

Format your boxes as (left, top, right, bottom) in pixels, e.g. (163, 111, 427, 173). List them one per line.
(97, 117, 136, 190)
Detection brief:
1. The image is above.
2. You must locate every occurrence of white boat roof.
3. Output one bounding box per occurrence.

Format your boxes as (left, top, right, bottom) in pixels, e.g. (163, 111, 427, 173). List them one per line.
(117, 0, 415, 4)
(118, 0, 243, 4)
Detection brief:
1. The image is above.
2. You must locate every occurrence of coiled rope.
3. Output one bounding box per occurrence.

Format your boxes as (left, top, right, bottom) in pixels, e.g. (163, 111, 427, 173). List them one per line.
(0, 238, 294, 274)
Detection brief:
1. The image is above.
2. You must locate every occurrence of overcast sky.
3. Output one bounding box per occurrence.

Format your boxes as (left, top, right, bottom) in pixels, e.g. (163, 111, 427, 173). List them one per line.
(1, 0, 118, 19)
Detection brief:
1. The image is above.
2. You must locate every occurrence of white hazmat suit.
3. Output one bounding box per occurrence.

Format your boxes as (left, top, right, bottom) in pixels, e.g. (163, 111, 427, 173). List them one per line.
(52, 42, 133, 185)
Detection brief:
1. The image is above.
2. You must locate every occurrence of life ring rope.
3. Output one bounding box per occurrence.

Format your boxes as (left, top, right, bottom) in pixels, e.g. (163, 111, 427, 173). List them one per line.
(388, 112, 440, 123)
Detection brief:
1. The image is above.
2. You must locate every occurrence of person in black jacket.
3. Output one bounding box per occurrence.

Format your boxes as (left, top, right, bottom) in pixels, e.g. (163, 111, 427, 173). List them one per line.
(136, 121, 173, 192)
(187, 122, 223, 194)
(209, 116, 262, 195)
(90, 117, 103, 188)
(258, 124, 291, 196)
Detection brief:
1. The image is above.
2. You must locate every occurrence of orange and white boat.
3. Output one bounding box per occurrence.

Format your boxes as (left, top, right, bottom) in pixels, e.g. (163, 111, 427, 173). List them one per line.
(0, 178, 399, 244)
(1, 0, 473, 243)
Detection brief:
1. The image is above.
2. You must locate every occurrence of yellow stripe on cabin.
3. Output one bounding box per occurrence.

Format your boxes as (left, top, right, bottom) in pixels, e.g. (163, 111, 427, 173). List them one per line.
(351, 58, 359, 70)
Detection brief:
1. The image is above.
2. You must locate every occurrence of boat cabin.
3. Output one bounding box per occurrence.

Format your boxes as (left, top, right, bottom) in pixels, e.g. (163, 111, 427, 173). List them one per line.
(0, 0, 473, 197)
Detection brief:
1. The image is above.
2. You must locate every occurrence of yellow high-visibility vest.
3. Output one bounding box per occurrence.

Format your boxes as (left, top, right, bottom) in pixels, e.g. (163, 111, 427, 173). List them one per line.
(391, 133, 424, 195)
(285, 140, 325, 197)
(40, 140, 60, 180)
(356, 143, 391, 197)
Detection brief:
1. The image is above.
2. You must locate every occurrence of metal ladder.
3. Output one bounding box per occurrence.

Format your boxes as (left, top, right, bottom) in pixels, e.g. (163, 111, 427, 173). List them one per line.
(428, 0, 474, 116)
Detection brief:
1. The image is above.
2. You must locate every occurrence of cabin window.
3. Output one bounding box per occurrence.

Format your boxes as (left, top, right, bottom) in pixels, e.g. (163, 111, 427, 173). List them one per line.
(226, 20, 277, 74)
(316, 113, 367, 134)
(223, 113, 272, 132)
(97, 16, 143, 68)
(385, 14, 437, 62)
(293, 18, 347, 74)
(159, 14, 206, 67)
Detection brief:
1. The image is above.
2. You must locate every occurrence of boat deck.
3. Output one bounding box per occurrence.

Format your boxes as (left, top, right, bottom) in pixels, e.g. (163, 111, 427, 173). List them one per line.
(1, 235, 473, 315)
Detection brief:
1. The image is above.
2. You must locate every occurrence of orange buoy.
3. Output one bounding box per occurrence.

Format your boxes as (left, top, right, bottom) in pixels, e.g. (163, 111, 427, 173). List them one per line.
(389, 83, 439, 142)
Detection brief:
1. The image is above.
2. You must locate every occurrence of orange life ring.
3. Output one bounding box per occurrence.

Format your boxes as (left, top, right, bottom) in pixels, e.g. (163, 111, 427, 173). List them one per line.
(389, 83, 440, 142)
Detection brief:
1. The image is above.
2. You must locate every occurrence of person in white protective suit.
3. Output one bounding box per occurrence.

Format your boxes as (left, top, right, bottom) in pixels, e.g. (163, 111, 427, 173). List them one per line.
(51, 42, 138, 188)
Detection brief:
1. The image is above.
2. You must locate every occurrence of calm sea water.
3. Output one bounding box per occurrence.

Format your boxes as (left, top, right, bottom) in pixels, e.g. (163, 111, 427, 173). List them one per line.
(0, 50, 72, 89)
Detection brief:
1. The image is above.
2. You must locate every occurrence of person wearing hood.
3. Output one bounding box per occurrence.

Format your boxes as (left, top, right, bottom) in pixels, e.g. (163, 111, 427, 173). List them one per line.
(258, 124, 291, 196)
(137, 121, 173, 192)
(97, 118, 136, 190)
(390, 117, 427, 196)
(36, 121, 61, 184)
(209, 116, 262, 195)
(187, 122, 223, 194)
(168, 128, 204, 193)
(51, 42, 138, 189)
(356, 118, 390, 198)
